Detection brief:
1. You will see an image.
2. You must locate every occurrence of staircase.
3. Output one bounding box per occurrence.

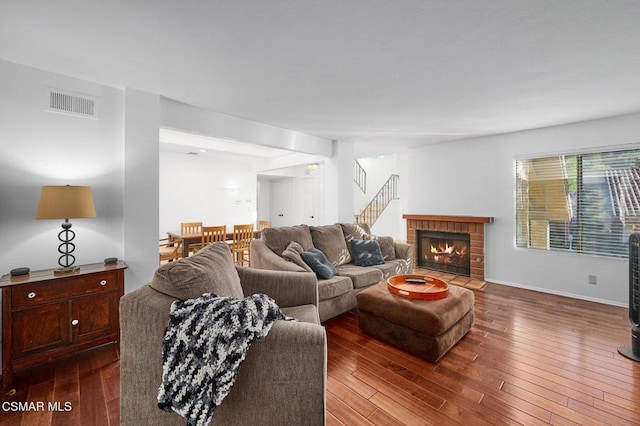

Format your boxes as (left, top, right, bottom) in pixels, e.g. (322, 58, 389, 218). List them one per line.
(355, 174, 399, 226)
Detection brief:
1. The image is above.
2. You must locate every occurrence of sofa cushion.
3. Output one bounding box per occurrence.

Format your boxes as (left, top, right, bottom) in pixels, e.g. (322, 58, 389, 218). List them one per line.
(281, 304, 321, 324)
(317, 275, 353, 301)
(310, 224, 351, 266)
(351, 239, 385, 267)
(262, 224, 314, 256)
(340, 223, 370, 241)
(335, 264, 383, 289)
(372, 236, 397, 260)
(301, 248, 338, 279)
(282, 241, 313, 272)
(370, 259, 409, 279)
(150, 242, 243, 300)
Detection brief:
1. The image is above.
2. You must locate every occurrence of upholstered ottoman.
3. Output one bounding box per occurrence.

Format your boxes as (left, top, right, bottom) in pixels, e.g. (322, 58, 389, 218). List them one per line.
(356, 282, 475, 362)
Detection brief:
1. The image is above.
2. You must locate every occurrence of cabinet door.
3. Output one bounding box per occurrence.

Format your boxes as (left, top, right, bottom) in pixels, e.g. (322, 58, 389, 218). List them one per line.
(72, 292, 119, 344)
(11, 302, 71, 360)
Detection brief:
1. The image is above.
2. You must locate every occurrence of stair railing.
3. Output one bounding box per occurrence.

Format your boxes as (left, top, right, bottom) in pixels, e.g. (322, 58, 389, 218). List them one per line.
(355, 174, 399, 226)
(354, 160, 367, 193)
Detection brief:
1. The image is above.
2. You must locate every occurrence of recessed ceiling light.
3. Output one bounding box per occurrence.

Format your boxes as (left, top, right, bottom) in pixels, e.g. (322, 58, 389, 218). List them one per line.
(199, 149, 207, 153)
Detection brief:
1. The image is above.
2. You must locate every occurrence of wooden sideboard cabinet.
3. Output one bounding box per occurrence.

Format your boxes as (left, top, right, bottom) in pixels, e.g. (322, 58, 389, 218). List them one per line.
(1, 261, 127, 391)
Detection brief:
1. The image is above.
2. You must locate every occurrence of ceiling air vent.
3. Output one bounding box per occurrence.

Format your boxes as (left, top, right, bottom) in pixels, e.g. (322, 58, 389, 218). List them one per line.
(46, 88, 97, 118)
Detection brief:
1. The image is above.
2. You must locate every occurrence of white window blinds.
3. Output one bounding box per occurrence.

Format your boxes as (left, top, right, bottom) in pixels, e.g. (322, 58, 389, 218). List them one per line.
(516, 148, 640, 258)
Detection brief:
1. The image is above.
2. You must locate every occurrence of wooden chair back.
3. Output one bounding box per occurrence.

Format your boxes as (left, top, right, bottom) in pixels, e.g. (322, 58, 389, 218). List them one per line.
(258, 220, 272, 232)
(201, 225, 227, 247)
(181, 221, 202, 235)
(231, 224, 254, 266)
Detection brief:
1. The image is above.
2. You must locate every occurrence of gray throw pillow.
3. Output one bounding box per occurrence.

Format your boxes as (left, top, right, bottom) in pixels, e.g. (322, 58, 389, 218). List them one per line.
(150, 242, 244, 300)
(301, 248, 338, 279)
(282, 241, 313, 272)
(351, 239, 385, 267)
(341, 223, 371, 259)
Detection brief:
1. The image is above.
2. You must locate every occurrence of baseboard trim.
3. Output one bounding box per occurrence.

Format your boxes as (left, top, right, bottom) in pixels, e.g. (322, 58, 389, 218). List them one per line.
(485, 277, 627, 308)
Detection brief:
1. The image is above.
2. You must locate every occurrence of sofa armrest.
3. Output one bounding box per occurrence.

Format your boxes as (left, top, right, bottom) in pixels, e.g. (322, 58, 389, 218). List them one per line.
(120, 285, 183, 425)
(394, 241, 414, 264)
(217, 320, 326, 425)
(120, 284, 326, 426)
(250, 238, 306, 272)
(236, 266, 318, 308)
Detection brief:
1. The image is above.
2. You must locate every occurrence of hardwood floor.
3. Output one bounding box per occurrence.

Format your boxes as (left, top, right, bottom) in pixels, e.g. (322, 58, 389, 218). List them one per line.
(1, 283, 638, 425)
(324, 284, 640, 426)
(0, 344, 120, 426)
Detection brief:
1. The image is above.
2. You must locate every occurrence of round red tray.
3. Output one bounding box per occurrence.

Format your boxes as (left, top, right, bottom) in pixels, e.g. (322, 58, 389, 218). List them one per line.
(387, 274, 449, 300)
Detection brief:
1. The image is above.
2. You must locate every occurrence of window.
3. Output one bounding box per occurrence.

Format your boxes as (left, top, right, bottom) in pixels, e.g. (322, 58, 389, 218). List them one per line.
(516, 148, 640, 258)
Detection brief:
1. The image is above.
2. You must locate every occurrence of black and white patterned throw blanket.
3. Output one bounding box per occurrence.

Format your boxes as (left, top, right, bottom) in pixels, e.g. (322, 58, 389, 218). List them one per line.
(157, 293, 295, 426)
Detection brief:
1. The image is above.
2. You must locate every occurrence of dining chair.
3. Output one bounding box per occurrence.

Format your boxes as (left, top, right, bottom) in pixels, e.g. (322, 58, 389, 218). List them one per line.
(258, 220, 272, 232)
(180, 222, 202, 255)
(159, 238, 182, 265)
(181, 221, 202, 235)
(230, 223, 254, 266)
(194, 225, 227, 252)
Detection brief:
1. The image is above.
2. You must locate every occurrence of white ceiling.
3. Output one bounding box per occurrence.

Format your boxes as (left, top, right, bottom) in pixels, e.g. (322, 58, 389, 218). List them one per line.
(159, 128, 295, 159)
(2, 0, 640, 153)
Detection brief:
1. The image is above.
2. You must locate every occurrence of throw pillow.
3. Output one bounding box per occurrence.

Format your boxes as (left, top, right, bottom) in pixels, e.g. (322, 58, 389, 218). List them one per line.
(150, 242, 244, 300)
(310, 224, 351, 266)
(340, 223, 371, 259)
(351, 239, 385, 267)
(282, 241, 313, 272)
(301, 248, 338, 279)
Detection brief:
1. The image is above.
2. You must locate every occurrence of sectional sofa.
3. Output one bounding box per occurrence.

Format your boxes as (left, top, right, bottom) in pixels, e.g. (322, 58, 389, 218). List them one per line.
(250, 222, 413, 322)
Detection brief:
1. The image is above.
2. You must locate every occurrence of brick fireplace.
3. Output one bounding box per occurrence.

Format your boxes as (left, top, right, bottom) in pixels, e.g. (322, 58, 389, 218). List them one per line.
(403, 214, 493, 281)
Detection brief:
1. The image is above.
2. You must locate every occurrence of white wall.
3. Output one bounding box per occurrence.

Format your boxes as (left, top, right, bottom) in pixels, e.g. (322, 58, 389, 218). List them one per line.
(354, 154, 403, 239)
(406, 112, 640, 306)
(257, 179, 270, 223)
(159, 150, 257, 234)
(123, 89, 161, 290)
(0, 59, 125, 273)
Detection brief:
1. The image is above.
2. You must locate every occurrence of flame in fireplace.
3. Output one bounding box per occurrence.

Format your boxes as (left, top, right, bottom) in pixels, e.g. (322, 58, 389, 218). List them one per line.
(430, 243, 466, 256)
(429, 242, 467, 264)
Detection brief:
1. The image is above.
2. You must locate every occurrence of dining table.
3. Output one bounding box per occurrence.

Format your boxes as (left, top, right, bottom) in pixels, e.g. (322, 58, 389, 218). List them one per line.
(166, 229, 261, 258)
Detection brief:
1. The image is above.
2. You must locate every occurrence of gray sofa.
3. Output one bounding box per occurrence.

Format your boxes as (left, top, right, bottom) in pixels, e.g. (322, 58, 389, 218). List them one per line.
(250, 222, 413, 322)
(120, 243, 326, 426)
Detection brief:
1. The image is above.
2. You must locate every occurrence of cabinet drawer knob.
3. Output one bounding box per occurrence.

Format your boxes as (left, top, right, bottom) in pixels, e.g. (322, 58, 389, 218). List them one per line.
(27, 292, 36, 299)
(71, 319, 79, 326)
(100, 280, 107, 286)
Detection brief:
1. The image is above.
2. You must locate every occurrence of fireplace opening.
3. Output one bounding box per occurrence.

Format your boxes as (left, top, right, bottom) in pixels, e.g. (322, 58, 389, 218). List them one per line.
(417, 230, 471, 277)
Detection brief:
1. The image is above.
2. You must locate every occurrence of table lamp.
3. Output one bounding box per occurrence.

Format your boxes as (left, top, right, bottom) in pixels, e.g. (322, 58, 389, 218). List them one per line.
(36, 185, 97, 275)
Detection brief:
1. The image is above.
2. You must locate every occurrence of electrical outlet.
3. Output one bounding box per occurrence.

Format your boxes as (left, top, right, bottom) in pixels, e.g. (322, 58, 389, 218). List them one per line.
(588, 275, 597, 285)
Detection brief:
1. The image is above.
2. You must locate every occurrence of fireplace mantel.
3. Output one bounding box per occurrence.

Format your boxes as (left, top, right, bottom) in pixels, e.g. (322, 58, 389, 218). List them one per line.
(402, 214, 493, 224)
(403, 214, 493, 281)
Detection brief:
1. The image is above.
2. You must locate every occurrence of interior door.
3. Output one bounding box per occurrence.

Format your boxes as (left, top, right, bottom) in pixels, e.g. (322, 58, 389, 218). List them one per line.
(299, 177, 318, 225)
(270, 178, 294, 227)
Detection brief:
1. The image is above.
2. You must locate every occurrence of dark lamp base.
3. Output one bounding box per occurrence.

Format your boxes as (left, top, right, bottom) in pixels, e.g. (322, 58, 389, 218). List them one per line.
(53, 266, 81, 276)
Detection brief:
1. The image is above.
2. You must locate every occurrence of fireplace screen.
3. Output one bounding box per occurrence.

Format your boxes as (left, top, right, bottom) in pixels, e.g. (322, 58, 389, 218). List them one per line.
(417, 230, 471, 276)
